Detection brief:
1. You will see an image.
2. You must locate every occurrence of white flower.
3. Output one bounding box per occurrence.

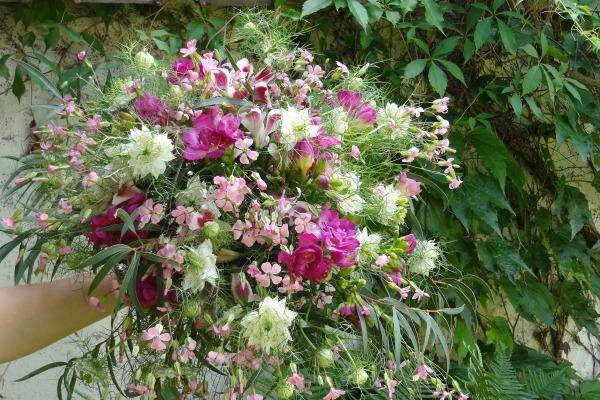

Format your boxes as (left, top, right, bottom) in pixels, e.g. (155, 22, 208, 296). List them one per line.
(328, 171, 365, 214)
(176, 175, 221, 218)
(337, 193, 366, 215)
(182, 240, 218, 292)
(330, 107, 348, 135)
(126, 126, 174, 179)
(372, 184, 407, 225)
(408, 240, 439, 276)
(356, 228, 381, 264)
(279, 106, 319, 150)
(241, 296, 297, 354)
(377, 102, 411, 137)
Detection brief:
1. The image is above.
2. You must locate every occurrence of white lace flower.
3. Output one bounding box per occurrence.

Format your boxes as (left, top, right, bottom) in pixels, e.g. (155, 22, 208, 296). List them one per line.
(329, 171, 365, 214)
(126, 125, 174, 178)
(377, 102, 411, 137)
(330, 107, 349, 135)
(372, 184, 407, 225)
(241, 296, 297, 354)
(279, 106, 319, 150)
(182, 240, 218, 292)
(356, 228, 381, 264)
(408, 240, 439, 276)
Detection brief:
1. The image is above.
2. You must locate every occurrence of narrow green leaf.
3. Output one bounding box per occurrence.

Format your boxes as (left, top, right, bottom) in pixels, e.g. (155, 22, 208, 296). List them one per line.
(404, 58, 427, 79)
(438, 59, 466, 85)
(301, 0, 333, 17)
(12, 66, 25, 101)
(87, 250, 129, 295)
(432, 36, 459, 57)
(117, 252, 140, 309)
(15, 362, 67, 382)
(0, 54, 10, 80)
(392, 308, 402, 367)
(192, 96, 252, 109)
(79, 244, 132, 269)
(0, 229, 35, 264)
(14, 60, 61, 98)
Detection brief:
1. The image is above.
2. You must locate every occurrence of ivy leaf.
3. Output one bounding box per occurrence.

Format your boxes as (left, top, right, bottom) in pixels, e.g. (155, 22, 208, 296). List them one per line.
(496, 18, 517, 54)
(474, 17, 493, 49)
(555, 116, 592, 161)
(427, 62, 447, 96)
(554, 183, 594, 239)
(503, 278, 555, 327)
(550, 226, 591, 268)
(560, 281, 600, 337)
(12, 66, 25, 102)
(347, 0, 369, 30)
(509, 93, 523, 116)
(404, 59, 427, 79)
(421, 0, 444, 32)
(438, 59, 466, 85)
(301, 0, 333, 17)
(522, 65, 542, 95)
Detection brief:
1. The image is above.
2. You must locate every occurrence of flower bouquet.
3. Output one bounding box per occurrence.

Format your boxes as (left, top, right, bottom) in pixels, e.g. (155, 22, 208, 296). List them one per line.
(1, 14, 467, 400)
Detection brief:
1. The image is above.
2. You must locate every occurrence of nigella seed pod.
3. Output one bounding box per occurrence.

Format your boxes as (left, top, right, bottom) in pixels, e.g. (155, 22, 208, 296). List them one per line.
(316, 348, 334, 368)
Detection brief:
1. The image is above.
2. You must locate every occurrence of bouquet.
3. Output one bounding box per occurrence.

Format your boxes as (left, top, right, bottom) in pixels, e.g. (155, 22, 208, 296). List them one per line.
(1, 14, 466, 400)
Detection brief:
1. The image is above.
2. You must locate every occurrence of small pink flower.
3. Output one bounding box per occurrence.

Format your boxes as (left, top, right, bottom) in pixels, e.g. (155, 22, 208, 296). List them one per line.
(396, 172, 421, 197)
(255, 262, 283, 287)
(287, 373, 305, 390)
(58, 246, 72, 256)
(2, 216, 16, 229)
(37, 252, 48, 271)
(211, 323, 231, 336)
(324, 387, 346, 400)
(87, 296, 105, 312)
(247, 394, 263, 400)
(171, 205, 189, 225)
(375, 254, 390, 266)
(433, 389, 455, 399)
(412, 288, 430, 300)
(413, 363, 433, 380)
(233, 219, 257, 247)
(399, 286, 411, 300)
(36, 212, 49, 229)
(142, 324, 171, 351)
(251, 172, 267, 191)
(458, 392, 469, 400)
(47, 165, 59, 174)
(207, 351, 227, 366)
(59, 198, 73, 214)
(77, 51, 86, 61)
(180, 39, 197, 58)
(350, 145, 361, 160)
(278, 275, 304, 294)
(139, 199, 164, 226)
(402, 147, 420, 163)
(234, 138, 259, 165)
(213, 176, 250, 212)
(87, 114, 101, 134)
(335, 61, 349, 76)
(83, 171, 99, 188)
(449, 177, 462, 189)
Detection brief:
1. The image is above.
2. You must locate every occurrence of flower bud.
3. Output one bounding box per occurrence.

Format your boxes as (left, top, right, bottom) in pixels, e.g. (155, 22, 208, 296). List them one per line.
(292, 139, 315, 177)
(203, 221, 220, 238)
(351, 368, 369, 386)
(134, 50, 156, 70)
(276, 382, 295, 399)
(183, 301, 201, 319)
(316, 348, 334, 368)
(231, 272, 253, 303)
(144, 372, 156, 388)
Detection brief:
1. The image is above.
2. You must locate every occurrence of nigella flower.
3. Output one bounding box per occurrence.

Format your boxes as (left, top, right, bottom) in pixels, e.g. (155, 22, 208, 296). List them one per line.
(182, 240, 218, 292)
(408, 240, 440, 276)
(133, 93, 171, 126)
(126, 125, 175, 179)
(181, 107, 243, 160)
(240, 296, 297, 354)
(377, 102, 411, 137)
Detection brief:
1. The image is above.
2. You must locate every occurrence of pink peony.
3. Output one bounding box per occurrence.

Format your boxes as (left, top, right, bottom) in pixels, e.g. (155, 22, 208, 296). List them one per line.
(278, 233, 332, 282)
(317, 208, 360, 267)
(133, 93, 171, 126)
(181, 107, 243, 160)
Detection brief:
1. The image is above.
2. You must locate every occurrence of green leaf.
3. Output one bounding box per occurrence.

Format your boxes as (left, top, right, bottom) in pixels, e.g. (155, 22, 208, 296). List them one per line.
(476, 237, 529, 280)
(12, 67, 25, 102)
(404, 58, 427, 79)
(555, 116, 592, 160)
(0, 54, 10, 80)
(14, 59, 62, 98)
(432, 36, 459, 57)
(521, 43, 538, 58)
(463, 38, 475, 62)
(79, 244, 132, 270)
(438, 59, 466, 85)
(496, 18, 517, 54)
(474, 17, 493, 49)
(422, 0, 444, 32)
(470, 127, 522, 190)
(522, 65, 542, 95)
(187, 21, 204, 40)
(87, 250, 130, 295)
(301, 0, 333, 17)
(581, 380, 600, 399)
(15, 362, 67, 382)
(509, 93, 523, 116)
(560, 281, 599, 337)
(554, 183, 594, 239)
(347, 0, 369, 30)
(385, 10, 400, 25)
(485, 317, 514, 353)
(117, 252, 140, 309)
(427, 62, 447, 96)
(44, 27, 60, 52)
(503, 278, 555, 327)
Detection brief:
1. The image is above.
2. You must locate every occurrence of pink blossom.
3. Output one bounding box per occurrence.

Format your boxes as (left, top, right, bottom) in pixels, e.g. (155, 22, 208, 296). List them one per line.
(324, 387, 346, 400)
(255, 262, 283, 287)
(402, 147, 420, 163)
(142, 325, 171, 351)
(182, 107, 243, 160)
(232, 272, 254, 303)
(2, 216, 16, 229)
(178, 338, 197, 363)
(251, 172, 267, 191)
(47, 165, 59, 174)
(300, 49, 314, 62)
(278, 233, 332, 282)
(449, 177, 463, 189)
(399, 286, 411, 300)
(292, 139, 316, 176)
(247, 395, 263, 400)
(83, 171, 99, 188)
(350, 145, 361, 160)
(87, 296, 105, 312)
(396, 172, 422, 197)
(47, 121, 66, 137)
(458, 392, 469, 400)
(171, 205, 189, 225)
(133, 93, 171, 126)
(87, 114, 101, 134)
(287, 373, 305, 390)
(58, 246, 72, 255)
(413, 363, 433, 380)
(211, 323, 231, 336)
(234, 138, 259, 164)
(36, 212, 49, 229)
(376, 254, 391, 266)
(207, 351, 227, 366)
(77, 51, 86, 61)
(403, 233, 417, 254)
(233, 219, 258, 247)
(317, 208, 360, 267)
(412, 288, 430, 300)
(139, 199, 164, 226)
(335, 61, 349, 76)
(213, 176, 250, 212)
(433, 389, 455, 399)
(180, 39, 197, 58)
